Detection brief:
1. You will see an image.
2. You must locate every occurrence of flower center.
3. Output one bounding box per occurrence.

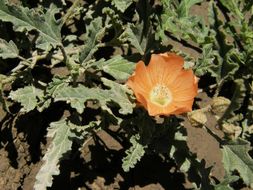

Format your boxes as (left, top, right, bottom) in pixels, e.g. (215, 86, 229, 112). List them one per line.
(150, 84, 172, 107)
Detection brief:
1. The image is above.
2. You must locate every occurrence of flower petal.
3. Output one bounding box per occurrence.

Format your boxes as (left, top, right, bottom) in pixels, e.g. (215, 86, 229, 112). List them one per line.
(146, 101, 178, 116)
(170, 70, 198, 101)
(126, 52, 198, 116)
(126, 61, 152, 106)
(170, 99, 194, 114)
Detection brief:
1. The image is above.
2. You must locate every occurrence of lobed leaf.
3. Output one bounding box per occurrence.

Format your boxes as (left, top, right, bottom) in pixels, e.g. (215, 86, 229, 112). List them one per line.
(0, 39, 19, 59)
(0, 2, 62, 51)
(37, 77, 68, 112)
(222, 138, 253, 188)
(80, 17, 107, 65)
(219, 79, 246, 122)
(177, 0, 203, 17)
(96, 55, 135, 81)
(119, 23, 146, 55)
(219, 0, 243, 19)
(34, 119, 75, 189)
(122, 134, 146, 172)
(195, 43, 216, 76)
(214, 175, 239, 190)
(9, 86, 44, 112)
(109, 0, 133, 12)
(158, 0, 207, 45)
(53, 79, 134, 114)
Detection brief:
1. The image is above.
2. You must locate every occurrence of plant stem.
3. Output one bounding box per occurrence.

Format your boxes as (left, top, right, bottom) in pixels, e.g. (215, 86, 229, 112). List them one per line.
(214, 77, 227, 98)
(18, 55, 33, 66)
(62, 0, 82, 25)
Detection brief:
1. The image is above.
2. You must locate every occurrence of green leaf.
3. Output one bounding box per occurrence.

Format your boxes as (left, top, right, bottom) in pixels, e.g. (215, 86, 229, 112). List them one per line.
(80, 17, 106, 65)
(110, 0, 133, 12)
(96, 55, 135, 81)
(219, 0, 243, 19)
(37, 77, 68, 112)
(206, 2, 240, 81)
(195, 43, 216, 76)
(0, 2, 62, 50)
(53, 79, 134, 114)
(119, 23, 146, 55)
(220, 79, 246, 121)
(0, 39, 19, 59)
(34, 119, 75, 189)
(158, 0, 207, 45)
(9, 86, 44, 112)
(214, 175, 239, 190)
(101, 78, 134, 114)
(222, 138, 253, 188)
(177, 0, 203, 17)
(122, 134, 146, 172)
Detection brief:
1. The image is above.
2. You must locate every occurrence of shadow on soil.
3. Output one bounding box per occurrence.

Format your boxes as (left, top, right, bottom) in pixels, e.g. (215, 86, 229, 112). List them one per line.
(51, 141, 188, 190)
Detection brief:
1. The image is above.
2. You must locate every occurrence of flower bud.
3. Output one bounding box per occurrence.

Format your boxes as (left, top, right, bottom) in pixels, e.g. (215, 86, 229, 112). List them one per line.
(222, 123, 242, 139)
(211, 96, 231, 115)
(187, 109, 207, 127)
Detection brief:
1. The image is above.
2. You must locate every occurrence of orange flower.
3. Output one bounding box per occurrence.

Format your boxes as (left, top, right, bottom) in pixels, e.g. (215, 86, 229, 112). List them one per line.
(127, 52, 198, 116)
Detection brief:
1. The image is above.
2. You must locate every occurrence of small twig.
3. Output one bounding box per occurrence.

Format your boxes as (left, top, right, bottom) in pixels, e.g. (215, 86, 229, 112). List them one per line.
(17, 55, 33, 66)
(59, 45, 68, 61)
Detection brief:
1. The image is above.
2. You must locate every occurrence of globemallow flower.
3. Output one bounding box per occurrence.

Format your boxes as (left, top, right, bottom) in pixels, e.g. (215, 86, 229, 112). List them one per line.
(127, 52, 198, 116)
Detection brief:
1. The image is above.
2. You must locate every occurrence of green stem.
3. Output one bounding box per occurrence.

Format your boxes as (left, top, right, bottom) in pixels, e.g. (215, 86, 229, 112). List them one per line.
(18, 55, 33, 66)
(214, 77, 227, 98)
(59, 45, 72, 70)
(62, 0, 82, 25)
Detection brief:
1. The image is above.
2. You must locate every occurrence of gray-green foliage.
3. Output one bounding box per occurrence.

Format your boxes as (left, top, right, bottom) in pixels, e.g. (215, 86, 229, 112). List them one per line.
(177, 0, 203, 17)
(122, 134, 146, 172)
(214, 175, 239, 190)
(34, 119, 96, 189)
(109, 0, 133, 12)
(0, 2, 62, 50)
(119, 24, 146, 55)
(0, 1, 142, 188)
(79, 17, 106, 64)
(95, 55, 135, 80)
(0, 39, 19, 59)
(222, 139, 253, 188)
(219, 79, 246, 122)
(53, 78, 134, 114)
(9, 86, 44, 112)
(34, 119, 74, 189)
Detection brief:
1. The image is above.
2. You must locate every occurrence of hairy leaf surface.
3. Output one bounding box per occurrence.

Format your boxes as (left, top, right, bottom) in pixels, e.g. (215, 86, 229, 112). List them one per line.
(122, 134, 146, 172)
(80, 17, 106, 65)
(222, 139, 253, 188)
(119, 23, 146, 55)
(177, 0, 203, 17)
(9, 86, 43, 112)
(34, 119, 74, 189)
(0, 2, 62, 50)
(0, 39, 19, 59)
(110, 0, 133, 12)
(53, 80, 134, 114)
(96, 55, 135, 80)
(214, 175, 239, 190)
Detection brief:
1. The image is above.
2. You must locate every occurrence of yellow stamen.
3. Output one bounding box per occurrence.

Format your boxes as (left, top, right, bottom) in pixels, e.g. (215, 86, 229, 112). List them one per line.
(150, 84, 172, 107)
